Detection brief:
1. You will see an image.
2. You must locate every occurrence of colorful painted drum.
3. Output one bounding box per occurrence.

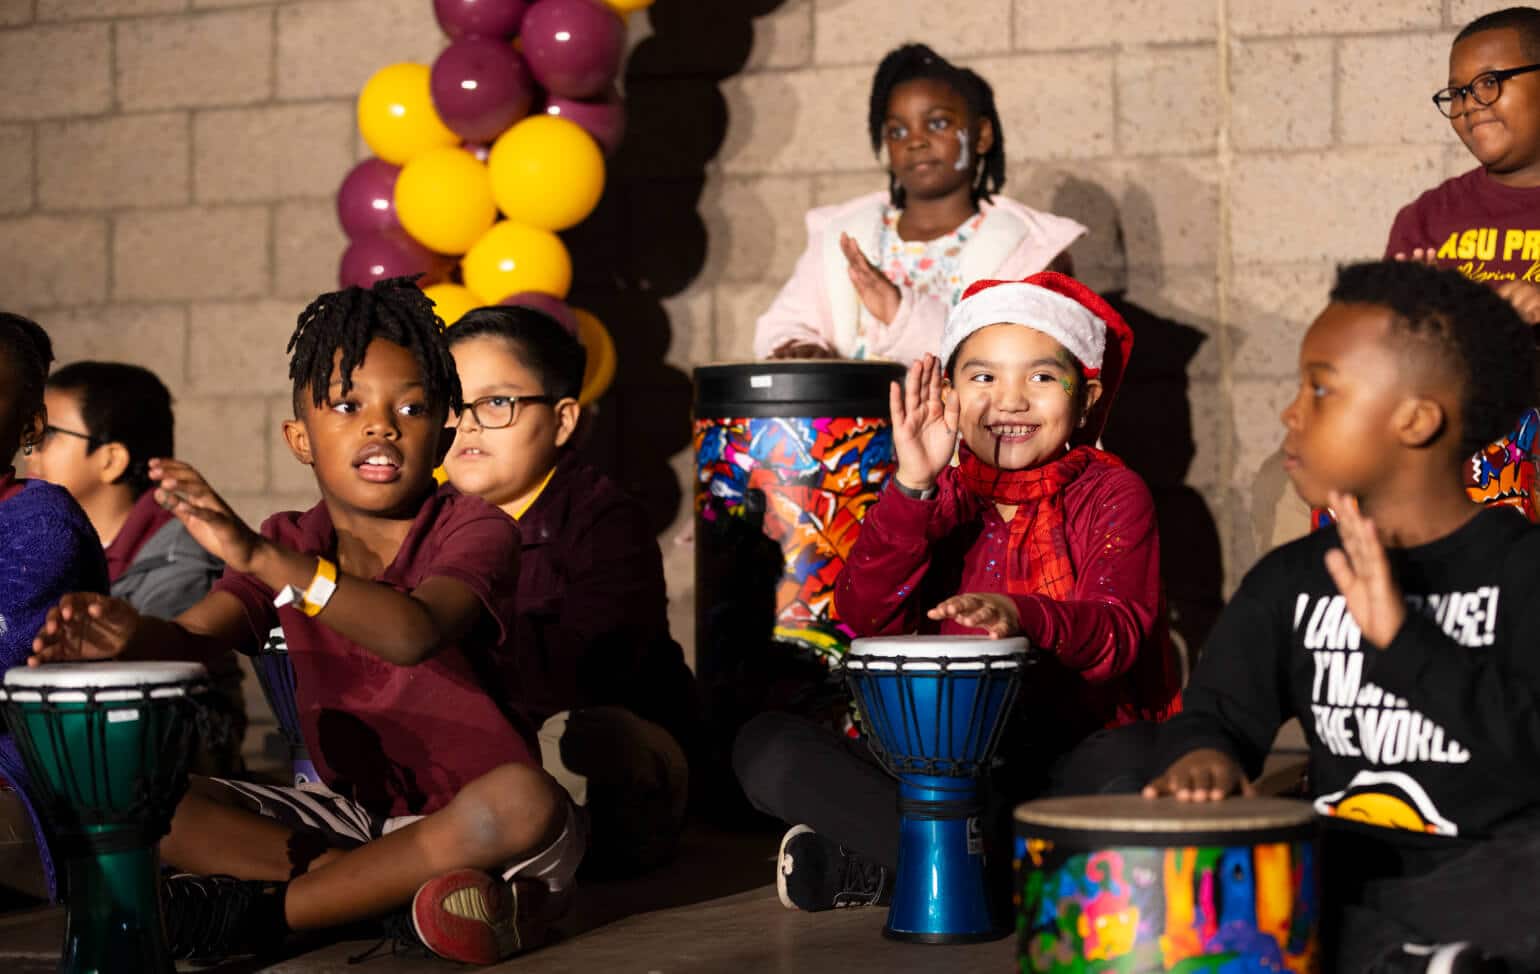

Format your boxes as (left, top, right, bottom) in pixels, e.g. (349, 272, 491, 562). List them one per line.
(253, 626, 319, 787)
(693, 360, 903, 675)
(843, 635, 1032, 943)
(0, 661, 209, 974)
(1013, 795, 1320, 973)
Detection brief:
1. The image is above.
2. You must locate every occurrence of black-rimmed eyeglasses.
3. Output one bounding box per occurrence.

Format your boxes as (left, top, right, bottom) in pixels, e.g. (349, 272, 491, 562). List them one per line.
(40, 425, 96, 448)
(452, 394, 557, 430)
(1433, 63, 1540, 117)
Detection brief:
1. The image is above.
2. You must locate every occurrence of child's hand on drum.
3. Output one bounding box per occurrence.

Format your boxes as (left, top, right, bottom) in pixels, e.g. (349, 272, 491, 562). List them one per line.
(30, 593, 141, 664)
(1142, 748, 1255, 802)
(148, 459, 264, 573)
(890, 354, 959, 493)
(928, 593, 1020, 638)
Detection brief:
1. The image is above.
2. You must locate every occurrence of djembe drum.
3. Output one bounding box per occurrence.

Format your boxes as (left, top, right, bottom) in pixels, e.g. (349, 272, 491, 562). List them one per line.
(0, 662, 209, 973)
(841, 635, 1031, 943)
(252, 625, 318, 786)
(1014, 795, 1321, 972)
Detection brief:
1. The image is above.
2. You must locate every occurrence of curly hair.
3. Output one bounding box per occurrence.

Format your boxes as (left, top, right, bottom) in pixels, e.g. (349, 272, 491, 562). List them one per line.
(868, 43, 1006, 209)
(1455, 7, 1540, 60)
(1330, 260, 1537, 459)
(286, 276, 461, 419)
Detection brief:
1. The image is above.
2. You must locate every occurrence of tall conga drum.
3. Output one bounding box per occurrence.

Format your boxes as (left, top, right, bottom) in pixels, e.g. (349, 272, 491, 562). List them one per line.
(252, 625, 318, 786)
(1014, 795, 1320, 972)
(693, 361, 903, 725)
(0, 662, 208, 973)
(841, 635, 1032, 943)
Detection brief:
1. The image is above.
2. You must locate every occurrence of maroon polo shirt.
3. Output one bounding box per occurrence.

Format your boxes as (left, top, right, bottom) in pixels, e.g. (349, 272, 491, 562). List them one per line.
(104, 491, 175, 582)
(214, 484, 532, 818)
(508, 453, 698, 749)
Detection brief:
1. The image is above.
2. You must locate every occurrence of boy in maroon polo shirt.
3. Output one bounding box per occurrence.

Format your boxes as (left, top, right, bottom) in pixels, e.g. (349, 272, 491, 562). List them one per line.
(31, 279, 581, 965)
(443, 306, 699, 876)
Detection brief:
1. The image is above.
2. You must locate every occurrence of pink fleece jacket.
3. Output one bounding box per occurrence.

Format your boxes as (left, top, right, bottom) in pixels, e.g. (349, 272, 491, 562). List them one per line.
(752, 192, 1087, 364)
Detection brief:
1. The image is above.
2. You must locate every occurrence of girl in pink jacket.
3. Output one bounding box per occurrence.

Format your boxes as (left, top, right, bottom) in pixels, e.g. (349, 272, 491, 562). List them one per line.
(753, 44, 1086, 364)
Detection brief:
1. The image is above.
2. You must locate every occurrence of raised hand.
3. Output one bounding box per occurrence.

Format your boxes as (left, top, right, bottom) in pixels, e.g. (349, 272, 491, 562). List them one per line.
(1322, 490, 1405, 649)
(148, 458, 264, 573)
(1496, 280, 1540, 326)
(1142, 748, 1255, 802)
(1392, 248, 1440, 266)
(889, 354, 959, 491)
(927, 593, 1020, 638)
(840, 233, 901, 325)
(30, 593, 142, 664)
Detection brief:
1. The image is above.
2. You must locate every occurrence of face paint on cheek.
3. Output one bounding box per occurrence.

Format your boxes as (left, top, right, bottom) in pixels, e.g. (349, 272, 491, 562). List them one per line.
(1059, 376, 1076, 398)
(955, 129, 971, 171)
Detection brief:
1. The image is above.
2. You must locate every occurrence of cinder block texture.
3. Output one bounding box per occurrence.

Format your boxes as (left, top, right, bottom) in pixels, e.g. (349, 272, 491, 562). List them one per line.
(0, 24, 111, 120)
(117, 10, 274, 110)
(814, 0, 1012, 64)
(1, 215, 108, 306)
(113, 206, 268, 302)
(0, 125, 33, 214)
(1230, 38, 1334, 151)
(37, 0, 182, 19)
(38, 113, 190, 210)
(1014, 0, 1216, 48)
(194, 103, 354, 203)
(275, 0, 442, 100)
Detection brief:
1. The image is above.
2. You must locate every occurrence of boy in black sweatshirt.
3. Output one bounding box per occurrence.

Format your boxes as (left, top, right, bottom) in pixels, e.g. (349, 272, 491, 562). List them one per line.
(1146, 260, 1540, 973)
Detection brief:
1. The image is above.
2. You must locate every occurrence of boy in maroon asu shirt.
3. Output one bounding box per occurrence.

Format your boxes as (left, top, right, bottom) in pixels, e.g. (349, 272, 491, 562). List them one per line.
(31, 279, 580, 966)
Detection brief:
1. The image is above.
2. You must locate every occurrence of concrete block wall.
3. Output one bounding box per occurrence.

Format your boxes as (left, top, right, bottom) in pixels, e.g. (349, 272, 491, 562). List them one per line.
(0, 0, 1507, 665)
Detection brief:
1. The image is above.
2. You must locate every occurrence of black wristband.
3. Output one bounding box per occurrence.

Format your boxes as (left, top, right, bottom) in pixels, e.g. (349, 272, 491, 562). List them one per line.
(890, 478, 937, 501)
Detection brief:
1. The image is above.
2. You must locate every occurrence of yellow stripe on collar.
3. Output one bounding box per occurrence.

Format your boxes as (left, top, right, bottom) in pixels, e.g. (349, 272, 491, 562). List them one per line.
(511, 467, 557, 521)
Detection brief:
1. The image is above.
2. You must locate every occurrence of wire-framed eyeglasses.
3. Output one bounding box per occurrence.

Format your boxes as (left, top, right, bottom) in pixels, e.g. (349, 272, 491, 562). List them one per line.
(452, 394, 558, 430)
(1433, 63, 1540, 117)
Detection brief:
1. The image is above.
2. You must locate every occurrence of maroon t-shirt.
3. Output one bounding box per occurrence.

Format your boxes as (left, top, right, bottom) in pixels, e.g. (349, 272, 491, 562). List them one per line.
(1386, 166, 1540, 283)
(214, 484, 532, 817)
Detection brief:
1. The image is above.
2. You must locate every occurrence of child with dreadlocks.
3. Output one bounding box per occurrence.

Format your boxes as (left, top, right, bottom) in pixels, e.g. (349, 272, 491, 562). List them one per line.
(30, 279, 583, 966)
(753, 43, 1086, 364)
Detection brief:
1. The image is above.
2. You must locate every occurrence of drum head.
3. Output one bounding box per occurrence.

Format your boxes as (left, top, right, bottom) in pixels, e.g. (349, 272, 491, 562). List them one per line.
(848, 635, 1031, 658)
(1014, 795, 1318, 846)
(694, 361, 906, 418)
(4, 661, 209, 690)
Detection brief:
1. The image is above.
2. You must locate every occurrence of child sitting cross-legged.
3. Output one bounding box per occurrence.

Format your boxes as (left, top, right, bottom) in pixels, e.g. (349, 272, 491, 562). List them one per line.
(735, 272, 1183, 912)
(1146, 261, 1540, 973)
(30, 279, 581, 966)
(442, 305, 700, 876)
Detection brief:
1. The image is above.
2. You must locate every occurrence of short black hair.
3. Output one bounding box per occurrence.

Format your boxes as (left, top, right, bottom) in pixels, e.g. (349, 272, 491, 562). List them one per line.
(868, 43, 1006, 209)
(1330, 260, 1536, 459)
(1455, 6, 1540, 60)
(287, 276, 460, 418)
(0, 312, 53, 424)
(47, 361, 173, 496)
(449, 305, 587, 402)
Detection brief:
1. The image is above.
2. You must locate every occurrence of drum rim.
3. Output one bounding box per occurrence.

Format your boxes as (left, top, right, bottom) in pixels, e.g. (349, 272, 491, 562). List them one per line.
(3, 661, 211, 690)
(848, 635, 1030, 659)
(1012, 795, 1319, 833)
(694, 360, 908, 373)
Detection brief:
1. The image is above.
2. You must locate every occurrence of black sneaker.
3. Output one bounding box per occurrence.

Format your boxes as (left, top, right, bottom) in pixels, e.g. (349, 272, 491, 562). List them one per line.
(775, 825, 891, 912)
(1382, 942, 1507, 974)
(161, 873, 286, 963)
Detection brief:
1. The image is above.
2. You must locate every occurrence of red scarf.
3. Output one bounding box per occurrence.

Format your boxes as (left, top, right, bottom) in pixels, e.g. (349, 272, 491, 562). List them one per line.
(956, 443, 1124, 599)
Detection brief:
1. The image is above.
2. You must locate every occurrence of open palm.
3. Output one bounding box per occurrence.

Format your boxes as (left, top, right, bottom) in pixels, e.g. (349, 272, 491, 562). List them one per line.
(889, 354, 958, 489)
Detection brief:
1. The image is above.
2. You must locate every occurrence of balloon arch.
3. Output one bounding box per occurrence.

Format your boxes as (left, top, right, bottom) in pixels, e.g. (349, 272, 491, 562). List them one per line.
(337, 0, 644, 406)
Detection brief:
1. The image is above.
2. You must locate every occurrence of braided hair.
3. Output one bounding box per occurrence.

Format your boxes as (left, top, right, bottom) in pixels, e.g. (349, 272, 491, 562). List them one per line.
(868, 43, 1007, 209)
(0, 311, 54, 425)
(287, 276, 461, 419)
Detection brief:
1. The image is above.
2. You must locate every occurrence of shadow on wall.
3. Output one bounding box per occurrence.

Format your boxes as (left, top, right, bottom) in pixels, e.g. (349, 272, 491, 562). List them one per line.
(566, 0, 787, 531)
(1041, 176, 1225, 668)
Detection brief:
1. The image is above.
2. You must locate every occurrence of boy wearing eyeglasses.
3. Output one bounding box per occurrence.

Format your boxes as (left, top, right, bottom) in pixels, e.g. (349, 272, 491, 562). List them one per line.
(443, 305, 699, 878)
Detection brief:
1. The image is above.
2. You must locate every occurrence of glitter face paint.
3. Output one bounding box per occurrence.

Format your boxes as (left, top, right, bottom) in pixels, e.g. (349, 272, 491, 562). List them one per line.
(955, 128, 971, 171)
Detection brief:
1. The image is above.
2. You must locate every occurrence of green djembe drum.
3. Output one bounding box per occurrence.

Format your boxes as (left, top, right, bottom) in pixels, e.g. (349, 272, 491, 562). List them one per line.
(0, 662, 208, 973)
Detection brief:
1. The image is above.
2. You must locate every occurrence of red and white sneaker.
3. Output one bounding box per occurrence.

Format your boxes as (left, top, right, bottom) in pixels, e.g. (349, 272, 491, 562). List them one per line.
(409, 869, 542, 965)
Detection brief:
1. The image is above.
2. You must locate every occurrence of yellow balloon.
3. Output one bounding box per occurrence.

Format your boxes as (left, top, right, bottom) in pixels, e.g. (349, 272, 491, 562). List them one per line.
(421, 282, 482, 326)
(488, 116, 606, 232)
(461, 221, 573, 303)
(357, 63, 458, 166)
(604, 0, 653, 13)
(574, 308, 617, 405)
(395, 147, 497, 256)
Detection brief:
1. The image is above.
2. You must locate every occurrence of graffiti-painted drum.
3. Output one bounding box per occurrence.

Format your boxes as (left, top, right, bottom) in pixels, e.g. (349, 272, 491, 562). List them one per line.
(1013, 795, 1320, 973)
(253, 626, 319, 787)
(843, 635, 1032, 943)
(0, 662, 208, 973)
(693, 360, 903, 695)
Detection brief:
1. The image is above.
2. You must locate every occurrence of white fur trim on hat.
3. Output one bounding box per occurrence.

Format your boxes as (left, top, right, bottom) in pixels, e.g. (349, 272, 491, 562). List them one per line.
(940, 282, 1106, 375)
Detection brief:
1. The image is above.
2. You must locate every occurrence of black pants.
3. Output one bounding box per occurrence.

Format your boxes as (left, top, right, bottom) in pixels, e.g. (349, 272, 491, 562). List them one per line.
(731, 712, 1159, 871)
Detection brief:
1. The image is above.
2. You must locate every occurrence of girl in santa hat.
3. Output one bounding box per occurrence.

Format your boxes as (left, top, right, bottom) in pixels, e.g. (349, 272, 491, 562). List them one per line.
(752, 44, 1085, 365)
(735, 272, 1182, 913)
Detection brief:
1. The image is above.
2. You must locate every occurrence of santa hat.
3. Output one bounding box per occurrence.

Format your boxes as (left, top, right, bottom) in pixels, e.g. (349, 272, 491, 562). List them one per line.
(940, 271, 1134, 443)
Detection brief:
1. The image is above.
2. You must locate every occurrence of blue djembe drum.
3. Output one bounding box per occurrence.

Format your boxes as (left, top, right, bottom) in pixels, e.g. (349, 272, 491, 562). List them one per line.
(840, 635, 1030, 943)
(252, 626, 318, 786)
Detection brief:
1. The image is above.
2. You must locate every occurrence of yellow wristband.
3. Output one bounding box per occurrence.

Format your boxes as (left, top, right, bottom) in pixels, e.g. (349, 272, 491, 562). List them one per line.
(299, 557, 338, 617)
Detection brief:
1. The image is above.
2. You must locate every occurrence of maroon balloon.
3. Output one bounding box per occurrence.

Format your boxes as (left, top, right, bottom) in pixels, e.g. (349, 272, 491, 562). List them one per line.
(433, 0, 529, 40)
(544, 87, 626, 156)
(521, 0, 625, 100)
(336, 158, 402, 240)
(431, 38, 537, 144)
(339, 233, 448, 289)
(499, 290, 579, 336)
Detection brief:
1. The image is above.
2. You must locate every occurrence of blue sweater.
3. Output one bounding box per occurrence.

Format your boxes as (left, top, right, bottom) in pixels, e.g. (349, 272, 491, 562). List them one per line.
(0, 478, 109, 896)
